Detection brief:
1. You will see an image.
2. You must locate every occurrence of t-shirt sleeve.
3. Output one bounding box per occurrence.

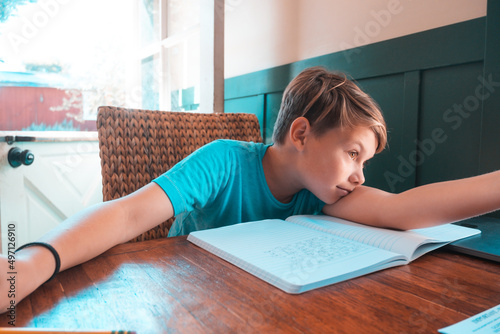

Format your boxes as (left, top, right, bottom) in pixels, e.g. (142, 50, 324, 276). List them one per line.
(153, 140, 232, 216)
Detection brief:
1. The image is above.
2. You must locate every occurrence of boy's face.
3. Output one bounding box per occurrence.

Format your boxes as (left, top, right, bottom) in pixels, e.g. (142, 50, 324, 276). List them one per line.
(300, 125, 377, 205)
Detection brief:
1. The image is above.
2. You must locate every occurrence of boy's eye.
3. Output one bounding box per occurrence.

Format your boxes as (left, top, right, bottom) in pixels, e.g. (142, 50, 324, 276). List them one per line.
(348, 151, 358, 160)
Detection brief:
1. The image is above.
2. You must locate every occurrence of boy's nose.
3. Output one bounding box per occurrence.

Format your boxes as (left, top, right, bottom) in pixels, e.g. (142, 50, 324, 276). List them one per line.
(350, 167, 365, 186)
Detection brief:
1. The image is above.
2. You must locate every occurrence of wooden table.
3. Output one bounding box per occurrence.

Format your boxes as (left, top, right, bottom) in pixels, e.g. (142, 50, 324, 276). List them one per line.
(2, 236, 499, 333)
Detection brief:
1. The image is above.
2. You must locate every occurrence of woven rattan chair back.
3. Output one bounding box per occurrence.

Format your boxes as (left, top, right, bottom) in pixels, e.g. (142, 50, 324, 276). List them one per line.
(97, 106, 263, 242)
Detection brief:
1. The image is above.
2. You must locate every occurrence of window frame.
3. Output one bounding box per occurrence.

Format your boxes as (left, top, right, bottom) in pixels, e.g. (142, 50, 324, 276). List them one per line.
(138, 0, 224, 113)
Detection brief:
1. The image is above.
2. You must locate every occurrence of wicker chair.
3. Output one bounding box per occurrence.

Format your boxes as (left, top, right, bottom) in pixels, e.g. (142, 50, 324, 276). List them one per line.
(96, 106, 263, 242)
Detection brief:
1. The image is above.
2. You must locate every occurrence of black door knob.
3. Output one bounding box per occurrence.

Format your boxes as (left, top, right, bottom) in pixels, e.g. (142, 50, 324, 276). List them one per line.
(8, 147, 35, 168)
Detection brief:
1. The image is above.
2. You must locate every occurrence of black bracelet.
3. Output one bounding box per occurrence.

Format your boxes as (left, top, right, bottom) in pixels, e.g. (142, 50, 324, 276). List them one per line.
(16, 242, 61, 284)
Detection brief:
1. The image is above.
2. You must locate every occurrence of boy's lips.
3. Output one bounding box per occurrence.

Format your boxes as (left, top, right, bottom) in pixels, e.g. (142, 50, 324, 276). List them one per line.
(337, 186, 352, 197)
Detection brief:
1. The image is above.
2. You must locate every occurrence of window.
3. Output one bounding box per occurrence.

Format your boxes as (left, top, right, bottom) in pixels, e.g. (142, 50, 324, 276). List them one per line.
(0, 0, 220, 131)
(139, 0, 202, 112)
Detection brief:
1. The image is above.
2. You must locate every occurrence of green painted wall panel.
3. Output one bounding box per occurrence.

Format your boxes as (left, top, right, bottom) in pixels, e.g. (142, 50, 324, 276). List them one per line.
(356, 74, 407, 192)
(480, 0, 500, 175)
(224, 95, 265, 140)
(418, 62, 484, 185)
(264, 92, 283, 144)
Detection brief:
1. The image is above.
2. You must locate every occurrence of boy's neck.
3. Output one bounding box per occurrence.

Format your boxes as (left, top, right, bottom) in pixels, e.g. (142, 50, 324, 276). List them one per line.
(262, 144, 303, 204)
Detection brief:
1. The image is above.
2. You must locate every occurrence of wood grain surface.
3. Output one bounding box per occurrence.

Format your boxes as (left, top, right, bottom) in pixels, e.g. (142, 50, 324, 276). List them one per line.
(2, 236, 499, 333)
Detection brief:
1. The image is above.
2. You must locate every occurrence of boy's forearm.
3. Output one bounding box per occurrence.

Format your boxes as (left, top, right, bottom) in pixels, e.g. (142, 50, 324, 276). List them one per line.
(18, 200, 131, 282)
(325, 170, 500, 230)
(19, 182, 171, 276)
(386, 170, 500, 229)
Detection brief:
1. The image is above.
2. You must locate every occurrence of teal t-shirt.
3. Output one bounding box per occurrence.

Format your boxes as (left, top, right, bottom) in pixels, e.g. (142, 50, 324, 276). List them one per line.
(153, 139, 325, 236)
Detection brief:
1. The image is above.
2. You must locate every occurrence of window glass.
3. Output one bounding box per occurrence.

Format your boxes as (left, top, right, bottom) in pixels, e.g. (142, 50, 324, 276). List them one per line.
(141, 55, 160, 111)
(166, 29, 200, 111)
(167, 0, 200, 37)
(0, 0, 175, 131)
(141, 0, 160, 48)
(137, 0, 200, 112)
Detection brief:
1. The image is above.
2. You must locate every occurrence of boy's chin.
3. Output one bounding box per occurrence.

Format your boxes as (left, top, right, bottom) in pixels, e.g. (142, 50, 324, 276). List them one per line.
(320, 194, 344, 206)
(322, 190, 355, 205)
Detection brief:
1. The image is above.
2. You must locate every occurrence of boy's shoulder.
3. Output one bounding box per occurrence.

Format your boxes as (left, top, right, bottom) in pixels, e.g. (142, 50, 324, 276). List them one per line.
(204, 139, 266, 153)
(195, 140, 269, 166)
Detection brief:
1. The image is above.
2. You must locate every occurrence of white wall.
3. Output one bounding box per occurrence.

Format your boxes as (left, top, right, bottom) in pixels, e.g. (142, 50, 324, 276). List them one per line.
(225, 0, 487, 78)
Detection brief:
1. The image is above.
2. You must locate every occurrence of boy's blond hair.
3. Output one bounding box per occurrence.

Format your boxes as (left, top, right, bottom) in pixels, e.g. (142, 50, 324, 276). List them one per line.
(272, 67, 387, 153)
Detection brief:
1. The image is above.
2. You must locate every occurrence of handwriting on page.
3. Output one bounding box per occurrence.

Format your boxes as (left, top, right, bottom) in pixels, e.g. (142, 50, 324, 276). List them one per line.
(264, 235, 367, 265)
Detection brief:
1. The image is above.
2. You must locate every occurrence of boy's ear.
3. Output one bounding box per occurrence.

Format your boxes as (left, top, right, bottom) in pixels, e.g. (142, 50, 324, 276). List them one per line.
(289, 117, 311, 151)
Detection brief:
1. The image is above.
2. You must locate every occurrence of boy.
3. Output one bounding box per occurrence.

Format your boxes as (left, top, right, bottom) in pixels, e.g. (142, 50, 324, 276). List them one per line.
(1, 67, 499, 310)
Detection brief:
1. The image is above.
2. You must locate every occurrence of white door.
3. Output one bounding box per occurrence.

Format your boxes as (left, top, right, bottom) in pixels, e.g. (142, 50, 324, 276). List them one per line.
(0, 132, 102, 254)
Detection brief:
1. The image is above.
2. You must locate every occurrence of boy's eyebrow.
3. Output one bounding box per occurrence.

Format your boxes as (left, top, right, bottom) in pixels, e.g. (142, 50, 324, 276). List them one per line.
(352, 140, 366, 152)
(352, 140, 375, 160)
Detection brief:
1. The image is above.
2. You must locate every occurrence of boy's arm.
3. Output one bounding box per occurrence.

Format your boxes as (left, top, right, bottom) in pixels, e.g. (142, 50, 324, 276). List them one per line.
(0, 182, 173, 311)
(323, 170, 500, 230)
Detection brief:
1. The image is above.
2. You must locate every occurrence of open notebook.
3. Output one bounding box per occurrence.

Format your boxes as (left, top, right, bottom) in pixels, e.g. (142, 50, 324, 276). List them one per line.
(188, 215, 480, 294)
